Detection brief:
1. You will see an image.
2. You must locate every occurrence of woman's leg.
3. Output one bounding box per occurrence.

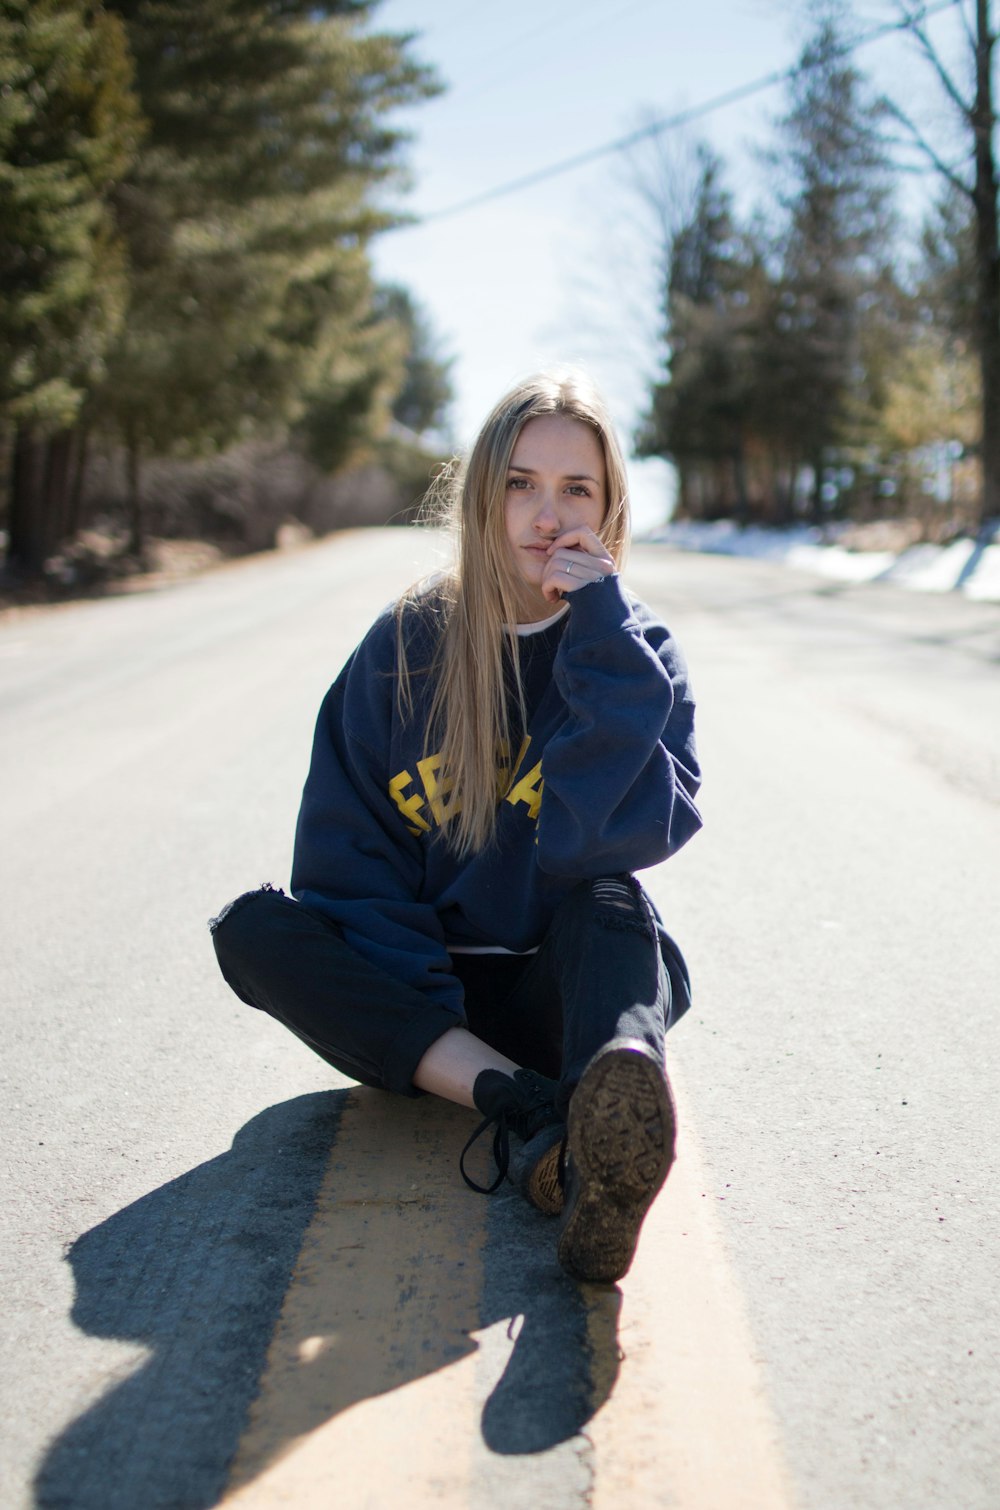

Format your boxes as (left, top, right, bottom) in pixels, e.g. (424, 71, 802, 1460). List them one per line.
(411, 1027, 519, 1108)
(453, 954, 563, 1079)
(492, 877, 676, 1278)
(504, 875, 670, 1107)
(211, 887, 470, 1097)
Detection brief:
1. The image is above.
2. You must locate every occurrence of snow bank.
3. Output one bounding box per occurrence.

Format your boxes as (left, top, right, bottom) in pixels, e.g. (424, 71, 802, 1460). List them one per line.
(963, 544, 1000, 602)
(644, 521, 1000, 603)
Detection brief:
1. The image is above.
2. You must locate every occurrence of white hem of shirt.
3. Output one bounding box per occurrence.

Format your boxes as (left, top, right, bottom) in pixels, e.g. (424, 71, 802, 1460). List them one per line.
(447, 944, 540, 955)
(509, 603, 569, 636)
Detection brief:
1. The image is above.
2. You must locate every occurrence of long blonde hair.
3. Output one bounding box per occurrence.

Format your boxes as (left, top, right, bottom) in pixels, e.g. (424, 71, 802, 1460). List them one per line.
(398, 368, 631, 858)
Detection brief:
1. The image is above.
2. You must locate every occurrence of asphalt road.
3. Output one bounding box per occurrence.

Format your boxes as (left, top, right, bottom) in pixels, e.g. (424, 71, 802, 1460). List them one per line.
(2, 530, 998, 1509)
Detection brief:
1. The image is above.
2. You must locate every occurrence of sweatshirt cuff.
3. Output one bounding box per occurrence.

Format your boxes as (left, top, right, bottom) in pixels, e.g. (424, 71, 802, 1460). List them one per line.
(563, 572, 638, 646)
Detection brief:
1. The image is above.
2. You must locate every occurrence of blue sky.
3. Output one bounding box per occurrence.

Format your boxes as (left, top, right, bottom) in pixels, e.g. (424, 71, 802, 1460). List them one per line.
(370, 1, 967, 522)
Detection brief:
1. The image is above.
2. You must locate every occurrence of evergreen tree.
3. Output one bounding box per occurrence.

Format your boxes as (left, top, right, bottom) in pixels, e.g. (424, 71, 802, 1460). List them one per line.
(766, 8, 899, 520)
(877, 185, 979, 523)
(637, 144, 767, 519)
(919, 182, 978, 343)
(0, 0, 142, 571)
(890, 0, 998, 529)
(372, 283, 453, 437)
(2, 1, 440, 572)
(96, 0, 439, 554)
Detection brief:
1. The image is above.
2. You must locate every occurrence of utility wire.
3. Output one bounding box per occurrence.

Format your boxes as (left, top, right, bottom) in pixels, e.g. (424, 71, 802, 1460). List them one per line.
(409, 0, 962, 226)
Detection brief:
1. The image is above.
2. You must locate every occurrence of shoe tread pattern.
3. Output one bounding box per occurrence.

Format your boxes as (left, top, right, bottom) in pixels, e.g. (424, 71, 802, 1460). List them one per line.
(558, 1045, 675, 1283)
(526, 1139, 564, 1215)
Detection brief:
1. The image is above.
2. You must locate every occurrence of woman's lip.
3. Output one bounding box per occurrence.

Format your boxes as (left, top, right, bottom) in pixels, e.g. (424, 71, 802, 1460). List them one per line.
(523, 543, 550, 554)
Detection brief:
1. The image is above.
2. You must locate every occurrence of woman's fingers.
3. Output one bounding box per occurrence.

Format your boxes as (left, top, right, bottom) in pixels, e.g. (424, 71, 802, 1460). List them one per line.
(541, 546, 614, 600)
(547, 526, 613, 562)
(548, 550, 610, 580)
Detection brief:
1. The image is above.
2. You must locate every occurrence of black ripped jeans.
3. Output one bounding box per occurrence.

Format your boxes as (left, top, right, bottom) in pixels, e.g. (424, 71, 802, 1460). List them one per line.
(211, 876, 671, 1109)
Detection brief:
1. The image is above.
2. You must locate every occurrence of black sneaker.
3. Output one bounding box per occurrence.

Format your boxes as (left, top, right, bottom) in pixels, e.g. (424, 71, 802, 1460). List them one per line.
(557, 1039, 676, 1284)
(460, 1067, 564, 1204)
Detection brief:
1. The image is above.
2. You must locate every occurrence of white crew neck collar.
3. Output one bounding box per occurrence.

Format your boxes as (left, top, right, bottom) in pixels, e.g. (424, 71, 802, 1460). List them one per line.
(510, 602, 570, 636)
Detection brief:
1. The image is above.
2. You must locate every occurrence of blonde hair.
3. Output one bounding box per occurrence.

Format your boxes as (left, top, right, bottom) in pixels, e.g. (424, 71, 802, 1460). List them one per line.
(398, 368, 631, 858)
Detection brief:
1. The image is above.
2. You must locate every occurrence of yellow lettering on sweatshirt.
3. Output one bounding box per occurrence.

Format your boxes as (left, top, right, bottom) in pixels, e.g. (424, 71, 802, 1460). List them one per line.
(417, 753, 462, 826)
(505, 758, 544, 820)
(388, 770, 431, 836)
(388, 735, 541, 835)
(498, 734, 531, 799)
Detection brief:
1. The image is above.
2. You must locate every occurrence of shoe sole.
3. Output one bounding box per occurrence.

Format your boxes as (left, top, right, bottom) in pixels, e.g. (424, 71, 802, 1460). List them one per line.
(557, 1041, 676, 1283)
(525, 1135, 564, 1215)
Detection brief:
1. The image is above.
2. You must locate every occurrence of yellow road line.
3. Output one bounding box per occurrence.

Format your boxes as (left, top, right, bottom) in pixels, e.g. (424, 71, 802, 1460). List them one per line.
(223, 1072, 795, 1509)
(586, 1069, 795, 1508)
(222, 1089, 488, 1505)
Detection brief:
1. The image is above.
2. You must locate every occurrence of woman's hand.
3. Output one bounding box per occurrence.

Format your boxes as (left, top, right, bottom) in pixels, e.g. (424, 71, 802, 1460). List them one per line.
(542, 527, 616, 603)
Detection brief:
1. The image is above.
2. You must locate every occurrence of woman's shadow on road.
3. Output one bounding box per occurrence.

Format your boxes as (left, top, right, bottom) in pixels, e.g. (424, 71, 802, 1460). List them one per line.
(36, 1089, 622, 1510)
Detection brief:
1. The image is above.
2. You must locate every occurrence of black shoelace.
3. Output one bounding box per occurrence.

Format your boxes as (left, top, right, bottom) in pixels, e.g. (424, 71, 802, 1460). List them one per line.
(459, 1111, 514, 1194)
(459, 1070, 562, 1195)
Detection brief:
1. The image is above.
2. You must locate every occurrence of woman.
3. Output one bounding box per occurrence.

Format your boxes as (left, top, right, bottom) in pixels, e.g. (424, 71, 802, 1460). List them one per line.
(211, 369, 702, 1283)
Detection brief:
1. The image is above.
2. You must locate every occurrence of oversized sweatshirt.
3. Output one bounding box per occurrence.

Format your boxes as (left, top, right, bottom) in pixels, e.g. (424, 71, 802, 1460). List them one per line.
(291, 572, 702, 1024)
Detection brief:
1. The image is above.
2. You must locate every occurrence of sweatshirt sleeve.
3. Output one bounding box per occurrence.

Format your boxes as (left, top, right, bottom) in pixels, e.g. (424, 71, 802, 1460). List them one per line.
(290, 623, 465, 1019)
(536, 573, 702, 878)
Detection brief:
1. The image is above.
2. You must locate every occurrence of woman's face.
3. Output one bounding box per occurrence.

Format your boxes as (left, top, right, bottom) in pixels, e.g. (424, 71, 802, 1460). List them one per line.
(503, 414, 607, 618)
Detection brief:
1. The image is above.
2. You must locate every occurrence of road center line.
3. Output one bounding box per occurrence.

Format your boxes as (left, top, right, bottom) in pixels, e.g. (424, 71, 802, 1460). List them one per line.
(586, 1067, 796, 1509)
(223, 1070, 795, 1508)
(221, 1090, 489, 1505)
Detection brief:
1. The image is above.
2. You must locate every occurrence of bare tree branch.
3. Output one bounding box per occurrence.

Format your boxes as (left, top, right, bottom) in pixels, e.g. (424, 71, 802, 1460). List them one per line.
(883, 97, 976, 195)
(897, 3, 975, 121)
(957, 0, 978, 53)
(877, 125, 972, 170)
(623, 117, 707, 273)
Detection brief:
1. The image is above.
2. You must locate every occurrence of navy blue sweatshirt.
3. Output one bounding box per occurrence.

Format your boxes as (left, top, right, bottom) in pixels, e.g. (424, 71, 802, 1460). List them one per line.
(291, 572, 702, 1022)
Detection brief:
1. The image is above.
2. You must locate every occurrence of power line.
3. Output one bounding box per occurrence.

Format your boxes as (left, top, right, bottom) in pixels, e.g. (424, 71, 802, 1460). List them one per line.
(408, 0, 962, 227)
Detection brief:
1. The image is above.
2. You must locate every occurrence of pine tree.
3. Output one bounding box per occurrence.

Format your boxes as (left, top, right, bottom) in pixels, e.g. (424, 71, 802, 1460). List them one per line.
(919, 183, 978, 343)
(372, 284, 453, 437)
(0, 0, 142, 572)
(97, 0, 440, 554)
(889, 1, 998, 530)
(766, 9, 899, 521)
(877, 186, 979, 525)
(637, 144, 766, 520)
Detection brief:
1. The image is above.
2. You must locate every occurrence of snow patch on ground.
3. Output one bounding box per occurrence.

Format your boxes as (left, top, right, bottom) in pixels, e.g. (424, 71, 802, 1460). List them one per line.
(963, 544, 1000, 601)
(643, 520, 1000, 603)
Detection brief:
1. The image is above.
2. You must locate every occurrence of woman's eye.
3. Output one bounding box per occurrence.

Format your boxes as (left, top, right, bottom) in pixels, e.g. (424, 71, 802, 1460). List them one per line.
(507, 476, 529, 490)
(568, 484, 591, 497)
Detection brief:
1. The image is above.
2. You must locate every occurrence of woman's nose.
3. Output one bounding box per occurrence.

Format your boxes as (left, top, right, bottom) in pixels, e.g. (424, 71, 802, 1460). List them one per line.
(532, 491, 561, 531)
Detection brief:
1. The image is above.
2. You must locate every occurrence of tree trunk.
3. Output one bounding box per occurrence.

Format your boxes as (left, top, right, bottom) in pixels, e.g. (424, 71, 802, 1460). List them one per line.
(66, 427, 90, 540)
(4, 426, 84, 575)
(810, 453, 825, 526)
(6, 428, 60, 575)
(676, 464, 692, 521)
(45, 431, 75, 548)
(732, 440, 749, 525)
(973, 0, 1000, 529)
(124, 424, 145, 561)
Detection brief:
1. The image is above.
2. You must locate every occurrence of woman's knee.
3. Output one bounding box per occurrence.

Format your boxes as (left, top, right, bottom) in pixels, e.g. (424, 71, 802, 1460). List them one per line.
(210, 882, 286, 954)
(553, 875, 657, 941)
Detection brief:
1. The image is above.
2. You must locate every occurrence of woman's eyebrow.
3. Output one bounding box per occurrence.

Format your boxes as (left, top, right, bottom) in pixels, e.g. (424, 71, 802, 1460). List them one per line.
(508, 464, 600, 483)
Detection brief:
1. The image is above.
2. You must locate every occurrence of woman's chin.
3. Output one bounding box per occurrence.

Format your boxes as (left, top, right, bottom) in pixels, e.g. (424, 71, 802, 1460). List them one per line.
(514, 586, 561, 623)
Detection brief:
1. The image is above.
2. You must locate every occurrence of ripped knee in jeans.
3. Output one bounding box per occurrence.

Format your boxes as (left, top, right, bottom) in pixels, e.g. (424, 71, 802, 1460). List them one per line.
(207, 882, 285, 935)
(590, 876, 655, 939)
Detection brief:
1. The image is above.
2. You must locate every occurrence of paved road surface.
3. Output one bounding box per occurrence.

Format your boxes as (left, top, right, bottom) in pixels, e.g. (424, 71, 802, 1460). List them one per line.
(2, 531, 998, 1508)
